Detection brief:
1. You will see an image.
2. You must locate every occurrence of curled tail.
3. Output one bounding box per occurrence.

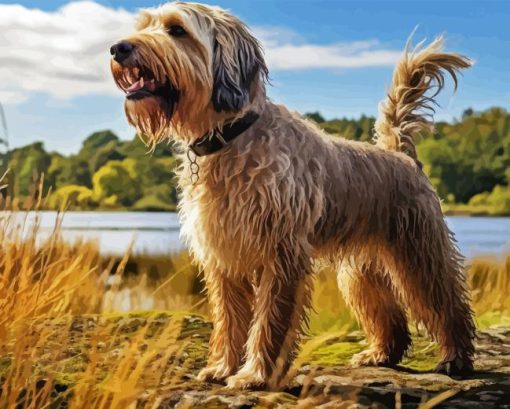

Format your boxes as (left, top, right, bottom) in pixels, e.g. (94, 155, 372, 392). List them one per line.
(374, 36, 472, 164)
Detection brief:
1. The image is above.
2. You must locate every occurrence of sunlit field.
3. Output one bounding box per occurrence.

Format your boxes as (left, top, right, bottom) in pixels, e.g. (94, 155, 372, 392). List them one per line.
(1, 205, 509, 408)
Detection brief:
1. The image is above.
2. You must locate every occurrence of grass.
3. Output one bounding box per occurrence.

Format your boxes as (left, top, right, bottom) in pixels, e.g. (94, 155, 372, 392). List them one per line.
(0, 204, 509, 407)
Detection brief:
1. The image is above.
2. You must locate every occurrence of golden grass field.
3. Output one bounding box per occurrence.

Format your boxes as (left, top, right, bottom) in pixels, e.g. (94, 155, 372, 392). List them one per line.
(0, 205, 509, 408)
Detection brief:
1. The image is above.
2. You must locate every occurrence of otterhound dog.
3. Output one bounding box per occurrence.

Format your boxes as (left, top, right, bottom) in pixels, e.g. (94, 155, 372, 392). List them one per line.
(110, 2, 476, 390)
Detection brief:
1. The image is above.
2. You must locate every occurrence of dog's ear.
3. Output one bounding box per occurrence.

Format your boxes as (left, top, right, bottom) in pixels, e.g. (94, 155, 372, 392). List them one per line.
(212, 18, 268, 112)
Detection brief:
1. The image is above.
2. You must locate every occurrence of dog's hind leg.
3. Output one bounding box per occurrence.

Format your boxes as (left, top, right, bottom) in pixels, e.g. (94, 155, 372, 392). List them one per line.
(338, 261, 411, 367)
(197, 271, 254, 383)
(389, 214, 476, 376)
(226, 241, 313, 390)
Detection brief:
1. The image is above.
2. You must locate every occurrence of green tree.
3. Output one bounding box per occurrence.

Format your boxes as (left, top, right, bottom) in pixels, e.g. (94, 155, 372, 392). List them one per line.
(417, 138, 463, 201)
(79, 130, 119, 155)
(5, 106, 510, 213)
(92, 161, 141, 207)
(88, 141, 126, 174)
(8, 142, 51, 197)
(122, 156, 179, 209)
(78, 130, 126, 175)
(47, 155, 91, 189)
(304, 112, 325, 124)
(48, 185, 96, 210)
(132, 184, 177, 211)
(118, 135, 174, 158)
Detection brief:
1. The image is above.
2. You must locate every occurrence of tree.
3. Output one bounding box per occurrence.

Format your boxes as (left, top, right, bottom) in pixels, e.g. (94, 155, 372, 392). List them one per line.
(304, 112, 325, 124)
(88, 141, 126, 174)
(8, 142, 51, 198)
(462, 108, 474, 119)
(47, 155, 91, 189)
(4, 106, 510, 213)
(92, 161, 141, 207)
(79, 130, 119, 156)
(122, 156, 178, 209)
(77, 130, 126, 175)
(118, 135, 174, 158)
(48, 185, 96, 210)
(132, 184, 177, 211)
(417, 138, 458, 200)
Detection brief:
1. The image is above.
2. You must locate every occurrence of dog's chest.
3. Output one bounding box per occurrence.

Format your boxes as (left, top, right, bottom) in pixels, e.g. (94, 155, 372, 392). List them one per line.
(179, 170, 271, 272)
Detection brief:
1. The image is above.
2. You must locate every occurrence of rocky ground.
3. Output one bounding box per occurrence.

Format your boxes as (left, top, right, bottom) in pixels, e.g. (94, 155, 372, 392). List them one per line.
(3, 312, 510, 408)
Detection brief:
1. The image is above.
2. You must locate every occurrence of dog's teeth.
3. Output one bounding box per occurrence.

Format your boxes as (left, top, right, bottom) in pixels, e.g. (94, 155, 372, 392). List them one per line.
(125, 77, 145, 93)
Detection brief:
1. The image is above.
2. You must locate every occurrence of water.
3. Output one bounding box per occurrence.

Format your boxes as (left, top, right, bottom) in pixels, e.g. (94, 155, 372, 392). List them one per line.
(5, 211, 510, 259)
(5, 211, 183, 255)
(445, 216, 510, 258)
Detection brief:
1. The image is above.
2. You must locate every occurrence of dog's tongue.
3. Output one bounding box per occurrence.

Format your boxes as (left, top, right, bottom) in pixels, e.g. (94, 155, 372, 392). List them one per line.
(126, 77, 144, 93)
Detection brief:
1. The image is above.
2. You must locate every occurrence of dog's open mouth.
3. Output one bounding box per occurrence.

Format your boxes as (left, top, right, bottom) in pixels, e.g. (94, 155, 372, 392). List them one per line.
(114, 66, 177, 102)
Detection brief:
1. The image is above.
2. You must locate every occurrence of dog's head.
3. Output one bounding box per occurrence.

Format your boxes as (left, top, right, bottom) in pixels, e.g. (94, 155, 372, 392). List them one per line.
(110, 2, 268, 145)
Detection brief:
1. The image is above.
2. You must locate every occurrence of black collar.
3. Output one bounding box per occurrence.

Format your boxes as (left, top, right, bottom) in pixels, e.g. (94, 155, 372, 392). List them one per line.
(189, 111, 260, 157)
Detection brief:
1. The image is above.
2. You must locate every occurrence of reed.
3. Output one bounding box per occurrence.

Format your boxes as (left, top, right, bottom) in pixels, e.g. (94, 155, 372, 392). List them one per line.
(0, 206, 509, 408)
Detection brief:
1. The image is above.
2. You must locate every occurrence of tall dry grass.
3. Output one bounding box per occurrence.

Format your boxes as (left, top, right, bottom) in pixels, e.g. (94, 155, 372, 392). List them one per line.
(310, 254, 510, 333)
(469, 255, 510, 326)
(0, 201, 509, 407)
(0, 204, 201, 408)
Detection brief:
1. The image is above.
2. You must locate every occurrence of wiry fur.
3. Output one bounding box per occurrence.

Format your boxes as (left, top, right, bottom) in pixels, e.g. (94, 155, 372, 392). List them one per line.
(374, 36, 471, 163)
(111, 2, 476, 390)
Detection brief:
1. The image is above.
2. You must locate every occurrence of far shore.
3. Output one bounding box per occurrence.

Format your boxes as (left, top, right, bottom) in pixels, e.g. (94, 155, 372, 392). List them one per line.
(442, 203, 510, 217)
(2, 206, 510, 217)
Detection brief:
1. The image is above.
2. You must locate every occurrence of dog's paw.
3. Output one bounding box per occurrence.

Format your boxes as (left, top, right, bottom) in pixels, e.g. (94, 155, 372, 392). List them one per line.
(196, 364, 234, 384)
(225, 371, 266, 390)
(351, 348, 394, 367)
(435, 357, 474, 378)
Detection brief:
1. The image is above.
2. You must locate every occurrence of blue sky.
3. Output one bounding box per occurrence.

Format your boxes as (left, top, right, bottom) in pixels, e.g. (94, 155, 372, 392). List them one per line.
(0, 0, 509, 154)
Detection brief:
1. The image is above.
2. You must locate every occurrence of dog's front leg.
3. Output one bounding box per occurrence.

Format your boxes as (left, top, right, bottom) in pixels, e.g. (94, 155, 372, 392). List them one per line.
(226, 248, 313, 390)
(197, 271, 254, 383)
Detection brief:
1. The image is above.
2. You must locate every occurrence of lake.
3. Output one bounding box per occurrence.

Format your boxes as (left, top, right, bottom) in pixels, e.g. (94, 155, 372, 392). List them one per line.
(5, 211, 510, 259)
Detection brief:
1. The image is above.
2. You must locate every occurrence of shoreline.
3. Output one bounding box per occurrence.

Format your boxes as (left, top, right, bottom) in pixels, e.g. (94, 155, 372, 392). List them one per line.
(3, 208, 510, 217)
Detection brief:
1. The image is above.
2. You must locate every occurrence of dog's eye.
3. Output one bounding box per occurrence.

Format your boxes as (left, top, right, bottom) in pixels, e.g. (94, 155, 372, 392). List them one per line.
(168, 25, 187, 37)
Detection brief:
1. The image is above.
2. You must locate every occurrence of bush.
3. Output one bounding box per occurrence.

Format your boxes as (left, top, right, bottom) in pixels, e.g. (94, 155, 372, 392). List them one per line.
(486, 185, 510, 215)
(132, 195, 176, 211)
(468, 185, 510, 215)
(468, 191, 491, 207)
(92, 161, 141, 207)
(132, 183, 177, 212)
(48, 185, 96, 210)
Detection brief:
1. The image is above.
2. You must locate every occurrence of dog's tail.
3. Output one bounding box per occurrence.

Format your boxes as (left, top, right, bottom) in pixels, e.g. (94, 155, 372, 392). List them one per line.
(374, 36, 471, 164)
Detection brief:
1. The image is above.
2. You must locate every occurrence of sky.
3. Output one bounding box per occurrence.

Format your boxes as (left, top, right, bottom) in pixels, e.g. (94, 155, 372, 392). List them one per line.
(0, 0, 509, 154)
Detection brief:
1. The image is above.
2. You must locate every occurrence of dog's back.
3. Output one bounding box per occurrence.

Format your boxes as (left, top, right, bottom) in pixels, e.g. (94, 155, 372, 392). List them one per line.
(306, 36, 471, 253)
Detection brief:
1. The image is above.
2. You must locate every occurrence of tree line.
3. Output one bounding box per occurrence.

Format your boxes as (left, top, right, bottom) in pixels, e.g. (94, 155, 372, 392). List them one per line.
(2, 106, 509, 214)
(2, 131, 178, 211)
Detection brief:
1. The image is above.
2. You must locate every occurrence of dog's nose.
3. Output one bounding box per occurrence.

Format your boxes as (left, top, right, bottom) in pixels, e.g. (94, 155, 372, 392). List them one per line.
(110, 41, 134, 63)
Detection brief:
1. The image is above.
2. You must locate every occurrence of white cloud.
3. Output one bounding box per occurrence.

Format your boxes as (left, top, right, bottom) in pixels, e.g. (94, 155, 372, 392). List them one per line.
(0, 1, 402, 104)
(0, 1, 133, 103)
(266, 41, 402, 70)
(254, 28, 402, 70)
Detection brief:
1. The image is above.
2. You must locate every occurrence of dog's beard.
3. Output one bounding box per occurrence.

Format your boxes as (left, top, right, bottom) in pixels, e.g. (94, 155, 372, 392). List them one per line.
(124, 97, 174, 146)
(112, 58, 180, 146)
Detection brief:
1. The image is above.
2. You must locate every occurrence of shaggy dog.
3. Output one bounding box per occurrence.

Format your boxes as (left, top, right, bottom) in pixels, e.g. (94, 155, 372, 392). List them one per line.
(110, 2, 476, 390)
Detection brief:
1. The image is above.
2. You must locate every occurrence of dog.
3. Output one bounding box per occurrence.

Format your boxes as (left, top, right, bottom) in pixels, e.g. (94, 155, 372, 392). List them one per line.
(110, 2, 476, 390)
